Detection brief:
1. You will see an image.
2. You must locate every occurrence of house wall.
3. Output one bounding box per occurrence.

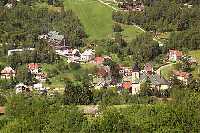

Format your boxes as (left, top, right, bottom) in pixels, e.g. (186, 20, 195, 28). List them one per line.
(169, 53, 177, 62)
(132, 83, 140, 95)
(160, 85, 169, 90)
(1, 74, 15, 79)
(177, 76, 188, 84)
(132, 72, 140, 81)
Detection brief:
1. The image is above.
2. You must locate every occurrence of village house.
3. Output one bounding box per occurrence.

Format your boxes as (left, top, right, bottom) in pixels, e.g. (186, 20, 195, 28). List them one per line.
(118, 0, 144, 12)
(27, 63, 40, 74)
(93, 56, 105, 65)
(92, 56, 111, 65)
(95, 66, 112, 89)
(80, 49, 95, 62)
(8, 48, 35, 56)
(144, 63, 153, 75)
(33, 83, 48, 95)
(168, 49, 183, 62)
(119, 63, 170, 95)
(1, 66, 16, 79)
(119, 66, 132, 77)
(173, 70, 191, 84)
(35, 72, 47, 82)
(38, 31, 67, 50)
(15, 83, 32, 94)
(27, 63, 47, 82)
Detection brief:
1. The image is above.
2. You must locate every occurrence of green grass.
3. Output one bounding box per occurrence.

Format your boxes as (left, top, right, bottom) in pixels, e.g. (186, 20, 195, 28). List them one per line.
(160, 64, 176, 79)
(188, 50, 200, 78)
(42, 63, 96, 89)
(63, 0, 142, 40)
(188, 50, 200, 63)
(64, 0, 113, 40)
(121, 24, 143, 42)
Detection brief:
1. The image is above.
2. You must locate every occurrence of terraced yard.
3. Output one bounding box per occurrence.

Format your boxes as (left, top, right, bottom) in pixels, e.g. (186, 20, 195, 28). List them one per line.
(64, 0, 143, 40)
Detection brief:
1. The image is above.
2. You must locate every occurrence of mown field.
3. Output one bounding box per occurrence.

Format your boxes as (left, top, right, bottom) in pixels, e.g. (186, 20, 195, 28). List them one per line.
(63, 0, 143, 40)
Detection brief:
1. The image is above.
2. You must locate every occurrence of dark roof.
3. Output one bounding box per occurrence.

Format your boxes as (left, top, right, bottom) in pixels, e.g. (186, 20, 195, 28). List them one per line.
(148, 74, 170, 86)
(132, 63, 140, 72)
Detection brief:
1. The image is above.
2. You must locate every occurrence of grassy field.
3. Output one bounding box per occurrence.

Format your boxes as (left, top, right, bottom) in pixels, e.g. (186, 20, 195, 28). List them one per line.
(63, 0, 142, 40)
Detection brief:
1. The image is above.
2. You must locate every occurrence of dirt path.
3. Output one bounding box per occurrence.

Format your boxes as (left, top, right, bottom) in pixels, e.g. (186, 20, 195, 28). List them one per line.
(97, 0, 119, 11)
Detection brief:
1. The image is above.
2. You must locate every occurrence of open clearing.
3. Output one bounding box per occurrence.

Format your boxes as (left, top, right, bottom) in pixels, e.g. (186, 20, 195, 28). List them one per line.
(64, 0, 143, 40)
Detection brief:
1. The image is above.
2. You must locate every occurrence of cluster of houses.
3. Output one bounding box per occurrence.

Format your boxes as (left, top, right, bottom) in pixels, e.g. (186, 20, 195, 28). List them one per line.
(118, 0, 144, 11)
(15, 82, 48, 95)
(56, 48, 96, 63)
(118, 63, 170, 95)
(168, 49, 197, 84)
(2, 34, 199, 96)
(0, 63, 47, 82)
(27, 63, 47, 82)
(96, 49, 198, 95)
(38, 31, 67, 50)
(39, 31, 97, 63)
(0, 63, 48, 94)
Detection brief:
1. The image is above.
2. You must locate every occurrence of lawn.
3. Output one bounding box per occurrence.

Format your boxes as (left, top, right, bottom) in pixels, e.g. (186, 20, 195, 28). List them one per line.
(160, 64, 176, 79)
(63, 0, 142, 40)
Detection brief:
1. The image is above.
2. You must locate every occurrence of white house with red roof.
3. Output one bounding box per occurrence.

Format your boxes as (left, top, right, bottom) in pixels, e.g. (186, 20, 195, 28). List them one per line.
(173, 70, 191, 84)
(1, 66, 16, 79)
(80, 49, 95, 62)
(27, 63, 40, 74)
(168, 49, 183, 62)
(35, 72, 47, 82)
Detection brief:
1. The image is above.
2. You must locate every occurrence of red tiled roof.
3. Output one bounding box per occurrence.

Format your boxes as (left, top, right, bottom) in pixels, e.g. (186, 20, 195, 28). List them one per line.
(94, 57, 104, 65)
(1, 67, 16, 74)
(122, 82, 132, 89)
(173, 70, 190, 79)
(27, 63, 40, 70)
(169, 50, 183, 57)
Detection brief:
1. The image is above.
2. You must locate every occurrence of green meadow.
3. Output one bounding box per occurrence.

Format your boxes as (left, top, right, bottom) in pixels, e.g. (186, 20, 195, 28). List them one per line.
(64, 0, 143, 40)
